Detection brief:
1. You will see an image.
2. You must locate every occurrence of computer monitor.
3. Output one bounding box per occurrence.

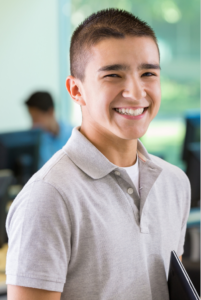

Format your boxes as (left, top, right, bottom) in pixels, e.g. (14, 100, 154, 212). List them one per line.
(0, 170, 13, 248)
(182, 112, 200, 163)
(0, 129, 41, 185)
(182, 112, 200, 208)
(185, 143, 200, 207)
(0, 142, 7, 169)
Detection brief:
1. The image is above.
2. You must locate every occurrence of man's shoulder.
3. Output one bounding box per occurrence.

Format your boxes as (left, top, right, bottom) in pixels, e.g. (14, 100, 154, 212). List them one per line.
(149, 153, 185, 176)
(149, 153, 190, 188)
(29, 148, 77, 190)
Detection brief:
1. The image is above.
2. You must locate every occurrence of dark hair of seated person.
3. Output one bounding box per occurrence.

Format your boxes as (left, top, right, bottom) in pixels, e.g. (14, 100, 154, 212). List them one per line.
(25, 92, 54, 112)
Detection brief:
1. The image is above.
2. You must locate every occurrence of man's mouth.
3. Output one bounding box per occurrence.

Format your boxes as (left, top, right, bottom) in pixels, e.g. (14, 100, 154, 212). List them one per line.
(114, 107, 147, 116)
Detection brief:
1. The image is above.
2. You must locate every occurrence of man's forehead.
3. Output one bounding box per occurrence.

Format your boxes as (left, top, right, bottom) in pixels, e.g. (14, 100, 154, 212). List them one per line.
(91, 35, 158, 52)
(87, 36, 160, 71)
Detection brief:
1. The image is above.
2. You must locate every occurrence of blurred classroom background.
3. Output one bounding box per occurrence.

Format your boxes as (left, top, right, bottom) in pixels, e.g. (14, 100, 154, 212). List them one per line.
(0, 0, 200, 298)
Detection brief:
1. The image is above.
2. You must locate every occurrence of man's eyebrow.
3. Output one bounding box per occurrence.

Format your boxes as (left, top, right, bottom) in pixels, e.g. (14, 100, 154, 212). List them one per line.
(138, 63, 161, 70)
(98, 64, 130, 72)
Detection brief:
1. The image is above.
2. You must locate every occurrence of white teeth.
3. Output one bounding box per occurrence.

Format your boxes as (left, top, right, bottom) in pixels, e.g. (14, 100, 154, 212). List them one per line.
(115, 108, 145, 116)
(133, 108, 144, 116)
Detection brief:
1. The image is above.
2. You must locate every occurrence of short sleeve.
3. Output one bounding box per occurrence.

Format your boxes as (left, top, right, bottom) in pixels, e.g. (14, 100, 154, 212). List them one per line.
(177, 175, 191, 257)
(6, 180, 71, 292)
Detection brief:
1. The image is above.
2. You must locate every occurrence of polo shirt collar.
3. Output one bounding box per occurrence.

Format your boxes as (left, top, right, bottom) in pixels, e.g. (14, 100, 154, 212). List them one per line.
(63, 127, 161, 180)
(63, 127, 115, 179)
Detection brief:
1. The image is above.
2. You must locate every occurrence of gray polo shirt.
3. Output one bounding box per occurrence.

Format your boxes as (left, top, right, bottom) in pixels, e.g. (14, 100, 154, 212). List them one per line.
(6, 127, 191, 300)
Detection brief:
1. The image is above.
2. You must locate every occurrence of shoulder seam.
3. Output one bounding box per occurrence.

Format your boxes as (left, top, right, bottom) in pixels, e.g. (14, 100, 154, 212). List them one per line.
(41, 151, 67, 180)
(42, 151, 66, 179)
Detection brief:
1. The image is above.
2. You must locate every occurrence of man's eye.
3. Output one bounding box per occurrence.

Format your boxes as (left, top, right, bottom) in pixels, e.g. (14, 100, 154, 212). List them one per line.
(104, 74, 120, 78)
(142, 72, 155, 77)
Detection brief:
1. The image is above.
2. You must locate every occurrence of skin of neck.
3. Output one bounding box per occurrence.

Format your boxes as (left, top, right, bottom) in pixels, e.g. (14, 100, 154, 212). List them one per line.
(28, 107, 60, 136)
(80, 120, 137, 168)
(48, 116, 60, 136)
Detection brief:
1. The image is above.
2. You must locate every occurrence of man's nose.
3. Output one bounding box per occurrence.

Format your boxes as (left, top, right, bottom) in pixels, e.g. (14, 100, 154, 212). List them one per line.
(122, 77, 146, 100)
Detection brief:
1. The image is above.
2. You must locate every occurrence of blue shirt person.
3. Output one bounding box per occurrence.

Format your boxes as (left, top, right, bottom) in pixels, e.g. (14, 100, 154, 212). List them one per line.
(39, 121, 72, 168)
(25, 91, 72, 168)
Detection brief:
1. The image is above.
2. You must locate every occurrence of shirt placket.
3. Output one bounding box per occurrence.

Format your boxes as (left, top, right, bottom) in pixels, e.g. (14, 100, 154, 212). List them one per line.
(113, 169, 141, 227)
(138, 157, 162, 234)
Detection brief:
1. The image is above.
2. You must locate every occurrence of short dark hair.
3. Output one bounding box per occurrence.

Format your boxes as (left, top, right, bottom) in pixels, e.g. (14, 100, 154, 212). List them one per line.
(25, 91, 54, 112)
(70, 8, 159, 81)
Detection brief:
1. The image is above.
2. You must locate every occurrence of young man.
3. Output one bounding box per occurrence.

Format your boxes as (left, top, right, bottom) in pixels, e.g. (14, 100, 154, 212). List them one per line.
(25, 91, 73, 168)
(6, 9, 190, 300)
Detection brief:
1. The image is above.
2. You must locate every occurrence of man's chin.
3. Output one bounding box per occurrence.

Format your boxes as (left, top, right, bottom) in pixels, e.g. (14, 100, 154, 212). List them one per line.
(114, 129, 147, 141)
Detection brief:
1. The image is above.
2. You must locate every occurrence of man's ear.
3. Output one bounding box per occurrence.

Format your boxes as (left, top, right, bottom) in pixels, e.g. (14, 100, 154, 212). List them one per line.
(66, 76, 86, 106)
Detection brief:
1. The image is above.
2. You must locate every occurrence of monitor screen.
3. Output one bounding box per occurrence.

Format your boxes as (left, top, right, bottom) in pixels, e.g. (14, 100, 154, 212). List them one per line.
(0, 129, 41, 185)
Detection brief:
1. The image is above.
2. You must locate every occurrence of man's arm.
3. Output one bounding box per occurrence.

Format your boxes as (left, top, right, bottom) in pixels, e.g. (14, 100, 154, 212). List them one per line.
(8, 285, 61, 300)
(179, 256, 182, 262)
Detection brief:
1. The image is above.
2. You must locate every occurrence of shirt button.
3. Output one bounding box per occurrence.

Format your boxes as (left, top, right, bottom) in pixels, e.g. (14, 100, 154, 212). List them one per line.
(127, 188, 133, 195)
(114, 171, 120, 176)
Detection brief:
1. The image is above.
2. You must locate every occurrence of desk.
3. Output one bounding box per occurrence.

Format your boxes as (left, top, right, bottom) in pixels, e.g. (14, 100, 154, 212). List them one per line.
(0, 244, 7, 295)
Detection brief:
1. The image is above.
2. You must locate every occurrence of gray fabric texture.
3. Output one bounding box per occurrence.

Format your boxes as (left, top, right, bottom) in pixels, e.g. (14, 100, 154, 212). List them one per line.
(6, 127, 191, 300)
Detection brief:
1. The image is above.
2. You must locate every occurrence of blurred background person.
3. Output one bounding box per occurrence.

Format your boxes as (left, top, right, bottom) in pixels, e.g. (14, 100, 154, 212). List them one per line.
(25, 91, 73, 168)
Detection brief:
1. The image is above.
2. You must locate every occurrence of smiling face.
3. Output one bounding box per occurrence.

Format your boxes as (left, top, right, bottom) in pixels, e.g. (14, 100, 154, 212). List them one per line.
(69, 36, 161, 142)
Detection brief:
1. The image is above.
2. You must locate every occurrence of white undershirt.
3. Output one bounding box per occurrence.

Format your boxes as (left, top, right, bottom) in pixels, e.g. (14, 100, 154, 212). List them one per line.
(122, 155, 139, 194)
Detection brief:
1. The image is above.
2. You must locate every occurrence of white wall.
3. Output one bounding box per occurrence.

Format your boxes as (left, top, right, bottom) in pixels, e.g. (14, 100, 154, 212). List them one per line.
(0, 0, 60, 132)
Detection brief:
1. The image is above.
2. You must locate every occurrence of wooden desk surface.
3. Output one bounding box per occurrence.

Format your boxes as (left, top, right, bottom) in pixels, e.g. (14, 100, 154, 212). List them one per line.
(0, 244, 7, 283)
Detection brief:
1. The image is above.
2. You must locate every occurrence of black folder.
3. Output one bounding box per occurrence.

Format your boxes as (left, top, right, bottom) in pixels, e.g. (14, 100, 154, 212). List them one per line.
(168, 251, 200, 300)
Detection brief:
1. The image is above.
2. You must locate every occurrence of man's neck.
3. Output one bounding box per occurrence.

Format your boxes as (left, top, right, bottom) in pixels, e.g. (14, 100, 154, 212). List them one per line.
(80, 123, 137, 168)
